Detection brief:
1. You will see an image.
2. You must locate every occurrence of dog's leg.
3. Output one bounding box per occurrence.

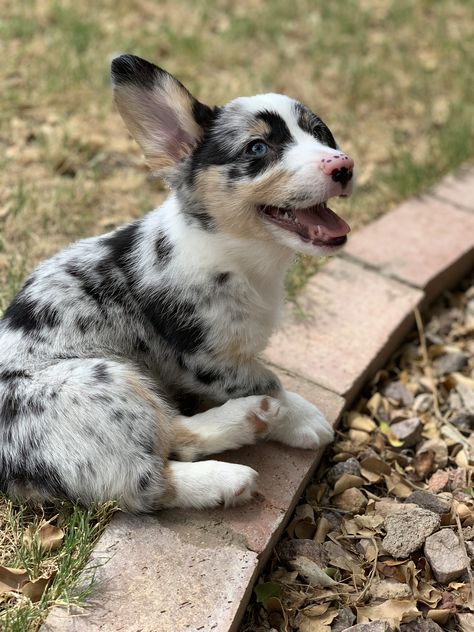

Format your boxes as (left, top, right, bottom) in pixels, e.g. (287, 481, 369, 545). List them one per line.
(171, 395, 281, 461)
(159, 460, 258, 509)
(212, 360, 334, 451)
(266, 390, 335, 450)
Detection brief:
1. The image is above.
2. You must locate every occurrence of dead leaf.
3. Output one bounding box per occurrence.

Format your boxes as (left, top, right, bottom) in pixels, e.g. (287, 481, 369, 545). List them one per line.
(332, 474, 365, 496)
(357, 599, 419, 625)
(289, 556, 337, 587)
(21, 574, 55, 602)
(25, 519, 64, 552)
(298, 610, 338, 632)
(0, 567, 29, 594)
(347, 412, 377, 432)
(379, 421, 404, 447)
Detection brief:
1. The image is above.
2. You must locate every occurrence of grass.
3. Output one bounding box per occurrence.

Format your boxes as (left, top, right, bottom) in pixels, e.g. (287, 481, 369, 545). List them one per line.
(0, 499, 115, 631)
(0, 0, 473, 627)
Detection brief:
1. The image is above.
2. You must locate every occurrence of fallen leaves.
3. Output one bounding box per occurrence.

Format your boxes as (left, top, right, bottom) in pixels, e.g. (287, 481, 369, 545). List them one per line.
(247, 274, 474, 631)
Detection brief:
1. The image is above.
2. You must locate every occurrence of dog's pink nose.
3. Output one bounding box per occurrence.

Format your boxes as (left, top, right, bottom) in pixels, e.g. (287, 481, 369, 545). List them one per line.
(320, 154, 354, 187)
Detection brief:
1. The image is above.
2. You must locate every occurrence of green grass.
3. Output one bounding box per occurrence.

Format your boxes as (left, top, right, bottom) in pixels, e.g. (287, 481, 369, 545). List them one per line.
(0, 498, 115, 631)
(1, 0, 474, 626)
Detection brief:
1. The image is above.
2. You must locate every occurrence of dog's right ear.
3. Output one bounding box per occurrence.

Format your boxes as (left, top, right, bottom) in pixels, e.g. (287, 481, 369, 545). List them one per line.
(111, 54, 217, 172)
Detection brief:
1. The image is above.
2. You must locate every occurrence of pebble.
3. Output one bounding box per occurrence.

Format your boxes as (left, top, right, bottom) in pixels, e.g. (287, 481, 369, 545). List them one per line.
(331, 607, 356, 632)
(327, 457, 361, 486)
(405, 490, 451, 514)
(433, 351, 468, 376)
(381, 381, 414, 406)
(382, 508, 440, 558)
(413, 393, 433, 413)
(369, 578, 412, 600)
(451, 410, 474, 432)
(427, 470, 450, 494)
(344, 623, 390, 632)
(416, 438, 448, 468)
(424, 529, 469, 583)
(277, 539, 328, 567)
(374, 499, 419, 518)
(400, 619, 444, 632)
(390, 417, 423, 447)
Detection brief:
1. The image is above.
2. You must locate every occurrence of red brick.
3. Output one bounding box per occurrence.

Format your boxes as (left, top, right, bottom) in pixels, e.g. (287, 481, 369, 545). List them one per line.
(344, 196, 474, 300)
(264, 257, 422, 402)
(430, 164, 474, 212)
(42, 375, 343, 632)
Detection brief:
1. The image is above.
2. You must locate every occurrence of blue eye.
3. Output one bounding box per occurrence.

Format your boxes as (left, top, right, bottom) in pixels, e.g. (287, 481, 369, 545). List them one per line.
(247, 141, 268, 157)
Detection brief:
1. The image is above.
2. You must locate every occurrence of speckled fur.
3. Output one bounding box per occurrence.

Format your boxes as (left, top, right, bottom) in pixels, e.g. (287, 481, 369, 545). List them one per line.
(0, 55, 349, 512)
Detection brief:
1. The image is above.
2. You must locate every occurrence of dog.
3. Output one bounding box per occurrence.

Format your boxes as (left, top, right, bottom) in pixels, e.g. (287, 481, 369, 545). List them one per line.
(0, 54, 354, 513)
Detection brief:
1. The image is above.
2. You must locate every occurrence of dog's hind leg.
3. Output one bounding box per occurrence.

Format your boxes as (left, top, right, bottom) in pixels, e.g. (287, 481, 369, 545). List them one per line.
(170, 395, 281, 461)
(1, 359, 260, 512)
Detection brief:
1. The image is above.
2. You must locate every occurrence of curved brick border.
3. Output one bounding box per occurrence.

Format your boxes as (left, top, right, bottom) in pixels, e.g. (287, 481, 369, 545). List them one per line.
(42, 165, 474, 632)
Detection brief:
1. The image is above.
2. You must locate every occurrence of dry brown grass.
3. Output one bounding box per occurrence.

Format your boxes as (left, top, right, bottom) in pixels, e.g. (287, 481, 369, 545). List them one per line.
(1, 0, 474, 306)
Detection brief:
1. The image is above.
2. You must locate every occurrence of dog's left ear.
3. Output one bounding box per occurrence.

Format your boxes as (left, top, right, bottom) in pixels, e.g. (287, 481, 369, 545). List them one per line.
(111, 54, 216, 172)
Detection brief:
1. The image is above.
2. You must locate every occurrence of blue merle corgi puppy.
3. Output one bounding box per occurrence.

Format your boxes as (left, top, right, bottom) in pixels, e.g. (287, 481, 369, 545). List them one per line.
(0, 55, 354, 513)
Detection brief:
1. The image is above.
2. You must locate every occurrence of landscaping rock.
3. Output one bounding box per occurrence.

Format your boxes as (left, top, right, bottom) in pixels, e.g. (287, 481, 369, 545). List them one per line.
(451, 410, 474, 432)
(331, 607, 356, 632)
(382, 508, 440, 558)
(427, 470, 450, 493)
(277, 539, 328, 567)
(400, 619, 444, 632)
(381, 381, 414, 406)
(433, 351, 468, 376)
(327, 457, 361, 486)
(465, 541, 474, 560)
(369, 578, 412, 600)
(390, 417, 422, 447)
(424, 529, 469, 583)
(416, 438, 448, 468)
(344, 623, 391, 632)
(374, 499, 419, 518)
(405, 490, 450, 515)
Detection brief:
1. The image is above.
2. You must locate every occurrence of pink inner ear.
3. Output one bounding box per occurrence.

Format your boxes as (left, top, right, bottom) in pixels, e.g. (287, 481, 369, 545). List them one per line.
(150, 102, 196, 161)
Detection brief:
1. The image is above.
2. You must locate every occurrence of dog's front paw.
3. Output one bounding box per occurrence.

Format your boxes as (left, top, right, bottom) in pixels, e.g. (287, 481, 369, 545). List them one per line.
(269, 391, 334, 450)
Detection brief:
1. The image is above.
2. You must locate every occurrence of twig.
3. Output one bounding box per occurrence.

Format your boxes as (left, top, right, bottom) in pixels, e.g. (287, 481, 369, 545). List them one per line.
(455, 512, 474, 607)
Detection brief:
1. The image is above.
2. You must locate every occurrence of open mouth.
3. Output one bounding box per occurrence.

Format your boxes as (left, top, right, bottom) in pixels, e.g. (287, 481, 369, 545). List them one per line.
(258, 202, 351, 247)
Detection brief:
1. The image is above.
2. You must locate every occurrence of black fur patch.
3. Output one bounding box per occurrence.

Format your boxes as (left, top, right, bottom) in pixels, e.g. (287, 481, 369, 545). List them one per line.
(215, 272, 230, 285)
(295, 103, 337, 149)
(104, 221, 140, 282)
(185, 206, 216, 232)
(2, 292, 60, 334)
(0, 384, 21, 424)
(194, 367, 222, 385)
(111, 54, 161, 90)
(141, 288, 206, 354)
(92, 363, 111, 383)
(155, 234, 173, 263)
(0, 370, 31, 381)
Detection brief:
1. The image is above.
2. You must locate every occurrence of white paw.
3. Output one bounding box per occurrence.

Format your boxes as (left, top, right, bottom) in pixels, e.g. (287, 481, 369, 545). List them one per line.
(168, 460, 259, 509)
(269, 391, 334, 450)
(222, 395, 281, 438)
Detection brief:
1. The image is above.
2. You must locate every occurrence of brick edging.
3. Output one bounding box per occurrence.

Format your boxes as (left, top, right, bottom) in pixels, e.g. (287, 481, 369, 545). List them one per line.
(42, 165, 474, 632)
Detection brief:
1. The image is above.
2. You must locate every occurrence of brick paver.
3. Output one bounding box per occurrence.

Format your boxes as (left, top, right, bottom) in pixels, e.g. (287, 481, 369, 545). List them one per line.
(430, 164, 474, 212)
(42, 375, 344, 632)
(265, 257, 423, 402)
(344, 196, 474, 300)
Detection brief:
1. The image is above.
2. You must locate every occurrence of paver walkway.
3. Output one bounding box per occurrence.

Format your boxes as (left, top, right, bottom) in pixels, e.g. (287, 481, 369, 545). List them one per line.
(42, 165, 474, 632)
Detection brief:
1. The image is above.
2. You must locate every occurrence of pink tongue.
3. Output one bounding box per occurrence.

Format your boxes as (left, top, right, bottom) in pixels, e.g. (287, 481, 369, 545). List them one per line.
(294, 205, 351, 241)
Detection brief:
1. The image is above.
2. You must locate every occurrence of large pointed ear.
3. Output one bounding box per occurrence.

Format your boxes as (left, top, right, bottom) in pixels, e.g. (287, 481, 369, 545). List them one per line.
(111, 54, 216, 172)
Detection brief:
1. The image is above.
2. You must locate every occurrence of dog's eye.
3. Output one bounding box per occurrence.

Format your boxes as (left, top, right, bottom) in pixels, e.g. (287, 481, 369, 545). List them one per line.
(246, 140, 268, 157)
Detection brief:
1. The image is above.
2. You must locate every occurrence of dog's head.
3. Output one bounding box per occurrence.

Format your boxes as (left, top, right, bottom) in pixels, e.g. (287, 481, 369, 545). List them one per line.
(112, 54, 353, 256)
